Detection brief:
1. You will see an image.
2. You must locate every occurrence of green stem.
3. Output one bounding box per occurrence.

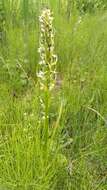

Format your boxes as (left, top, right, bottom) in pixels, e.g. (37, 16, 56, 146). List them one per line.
(44, 88, 49, 146)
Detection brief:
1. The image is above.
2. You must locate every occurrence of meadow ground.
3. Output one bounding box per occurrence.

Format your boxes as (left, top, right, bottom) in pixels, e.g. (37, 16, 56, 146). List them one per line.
(0, 1, 107, 190)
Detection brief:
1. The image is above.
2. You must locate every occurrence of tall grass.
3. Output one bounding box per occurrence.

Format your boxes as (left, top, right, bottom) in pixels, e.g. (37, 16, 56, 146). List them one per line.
(0, 0, 107, 190)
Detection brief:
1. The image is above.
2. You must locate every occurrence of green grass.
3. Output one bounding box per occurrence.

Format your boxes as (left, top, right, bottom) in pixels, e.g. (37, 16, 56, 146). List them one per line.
(0, 1, 107, 190)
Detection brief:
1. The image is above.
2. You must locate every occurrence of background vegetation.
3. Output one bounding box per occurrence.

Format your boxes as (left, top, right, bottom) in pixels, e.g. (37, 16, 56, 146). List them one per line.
(0, 0, 107, 189)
